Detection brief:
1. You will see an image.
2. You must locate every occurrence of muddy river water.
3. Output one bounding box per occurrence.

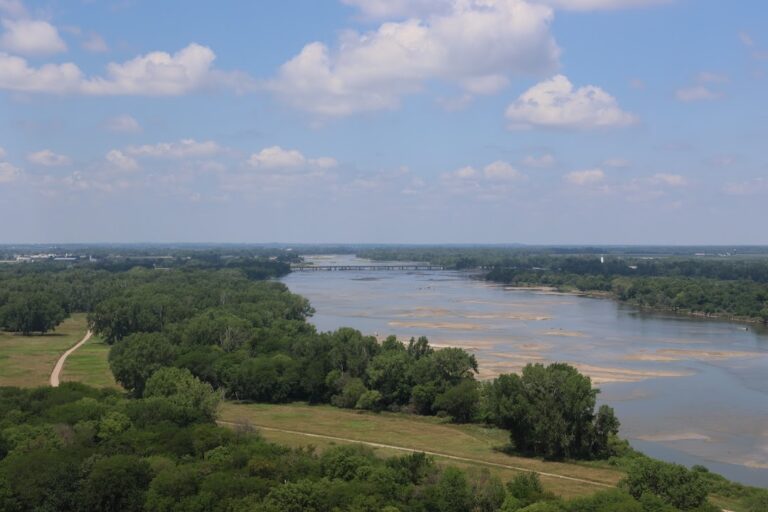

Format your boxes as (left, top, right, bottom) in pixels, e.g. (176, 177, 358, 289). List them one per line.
(281, 255, 768, 486)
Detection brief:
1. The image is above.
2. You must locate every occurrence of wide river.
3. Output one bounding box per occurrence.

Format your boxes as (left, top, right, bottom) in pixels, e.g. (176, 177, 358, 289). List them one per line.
(281, 255, 768, 486)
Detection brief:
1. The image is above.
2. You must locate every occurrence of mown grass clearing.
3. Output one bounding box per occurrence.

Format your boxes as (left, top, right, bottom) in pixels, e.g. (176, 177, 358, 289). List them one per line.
(0, 314, 88, 387)
(60, 334, 120, 389)
(219, 401, 624, 499)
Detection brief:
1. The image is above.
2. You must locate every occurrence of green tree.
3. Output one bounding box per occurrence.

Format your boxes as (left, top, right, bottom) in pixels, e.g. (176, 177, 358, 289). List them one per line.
(143, 367, 221, 422)
(108, 332, 176, 396)
(488, 363, 610, 459)
(433, 379, 479, 423)
(435, 467, 474, 512)
(0, 293, 66, 335)
(623, 459, 709, 510)
(78, 455, 152, 512)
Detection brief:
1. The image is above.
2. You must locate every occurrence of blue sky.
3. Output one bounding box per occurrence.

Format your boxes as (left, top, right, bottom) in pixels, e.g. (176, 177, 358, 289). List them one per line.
(0, 0, 766, 244)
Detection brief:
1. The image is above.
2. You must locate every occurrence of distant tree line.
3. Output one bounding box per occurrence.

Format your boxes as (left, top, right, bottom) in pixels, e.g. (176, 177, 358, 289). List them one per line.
(360, 248, 768, 323)
(0, 257, 290, 335)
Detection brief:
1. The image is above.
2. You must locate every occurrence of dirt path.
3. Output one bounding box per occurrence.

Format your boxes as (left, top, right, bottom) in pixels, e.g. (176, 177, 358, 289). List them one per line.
(217, 420, 613, 489)
(50, 330, 92, 387)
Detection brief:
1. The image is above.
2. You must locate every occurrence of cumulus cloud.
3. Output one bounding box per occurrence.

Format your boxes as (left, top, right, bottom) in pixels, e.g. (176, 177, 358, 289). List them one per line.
(105, 150, 138, 171)
(248, 146, 338, 170)
(522, 154, 556, 168)
(675, 85, 722, 102)
(27, 149, 71, 166)
(565, 168, 605, 185)
(650, 173, 687, 187)
(441, 160, 525, 201)
(0, 0, 26, 18)
(126, 139, 222, 159)
(0, 43, 252, 95)
(0, 161, 20, 183)
(723, 178, 766, 196)
(505, 74, 636, 129)
(536, 0, 671, 10)
(105, 114, 141, 133)
(341, 0, 670, 17)
(483, 160, 522, 180)
(675, 72, 727, 102)
(341, 0, 451, 19)
(81, 32, 108, 53)
(0, 19, 67, 56)
(269, 0, 559, 116)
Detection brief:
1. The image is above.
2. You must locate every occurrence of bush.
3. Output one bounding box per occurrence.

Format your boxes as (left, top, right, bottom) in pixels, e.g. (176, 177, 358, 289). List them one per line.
(623, 459, 709, 510)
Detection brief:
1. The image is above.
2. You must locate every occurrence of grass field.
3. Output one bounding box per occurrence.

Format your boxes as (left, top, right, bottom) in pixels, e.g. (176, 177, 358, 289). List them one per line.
(60, 334, 119, 389)
(219, 401, 624, 499)
(0, 314, 89, 387)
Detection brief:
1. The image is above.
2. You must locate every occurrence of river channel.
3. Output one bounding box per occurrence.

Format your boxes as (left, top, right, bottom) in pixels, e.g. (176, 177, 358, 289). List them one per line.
(281, 255, 768, 486)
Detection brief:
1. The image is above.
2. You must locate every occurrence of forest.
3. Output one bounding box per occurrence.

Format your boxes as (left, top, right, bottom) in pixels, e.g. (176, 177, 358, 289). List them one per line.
(4, 382, 759, 512)
(1, 252, 767, 510)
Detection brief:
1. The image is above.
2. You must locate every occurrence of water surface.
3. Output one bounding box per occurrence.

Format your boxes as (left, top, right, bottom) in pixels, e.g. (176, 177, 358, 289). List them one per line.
(282, 255, 768, 486)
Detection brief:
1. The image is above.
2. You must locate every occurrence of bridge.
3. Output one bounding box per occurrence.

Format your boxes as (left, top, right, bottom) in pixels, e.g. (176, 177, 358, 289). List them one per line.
(291, 264, 446, 271)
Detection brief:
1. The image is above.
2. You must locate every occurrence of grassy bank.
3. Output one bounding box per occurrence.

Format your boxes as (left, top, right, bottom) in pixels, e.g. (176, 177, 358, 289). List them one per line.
(0, 314, 88, 387)
(219, 401, 624, 499)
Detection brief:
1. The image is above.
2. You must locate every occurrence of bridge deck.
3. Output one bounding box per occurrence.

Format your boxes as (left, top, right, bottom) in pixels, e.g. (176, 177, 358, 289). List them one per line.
(291, 265, 446, 271)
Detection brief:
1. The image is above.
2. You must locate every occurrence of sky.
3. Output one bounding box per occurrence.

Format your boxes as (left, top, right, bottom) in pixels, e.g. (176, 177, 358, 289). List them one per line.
(0, 0, 766, 244)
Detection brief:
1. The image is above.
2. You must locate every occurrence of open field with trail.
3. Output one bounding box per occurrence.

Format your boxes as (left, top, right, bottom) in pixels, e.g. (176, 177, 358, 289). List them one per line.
(0, 313, 89, 387)
(60, 334, 119, 389)
(219, 401, 623, 499)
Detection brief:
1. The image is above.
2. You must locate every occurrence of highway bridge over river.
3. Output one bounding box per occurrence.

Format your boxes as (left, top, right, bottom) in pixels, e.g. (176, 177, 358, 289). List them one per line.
(290, 264, 447, 271)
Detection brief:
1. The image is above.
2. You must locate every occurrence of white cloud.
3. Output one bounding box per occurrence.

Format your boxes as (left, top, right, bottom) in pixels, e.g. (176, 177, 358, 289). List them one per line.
(0, 52, 83, 92)
(0, 161, 20, 183)
(522, 154, 556, 168)
(675, 72, 727, 102)
(82, 33, 108, 53)
(0, 146, 5, 158)
(248, 146, 338, 170)
(105, 150, 138, 171)
(0, 0, 26, 18)
(724, 178, 766, 196)
(0, 19, 67, 56)
(105, 114, 141, 133)
(505, 74, 636, 129)
(341, 0, 451, 19)
(675, 85, 721, 102)
(483, 160, 522, 180)
(650, 173, 687, 187)
(565, 168, 605, 185)
(126, 139, 222, 159)
(269, 0, 559, 116)
(446, 166, 478, 180)
(696, 71, 728, 83)
(82, 44, 228, 95)
(27, 149, 71, 166)
(0, 43, 252, 95)
(536, 0, 671, 10)
(342, 0, 671, 17)
(739, 31, 754, 47)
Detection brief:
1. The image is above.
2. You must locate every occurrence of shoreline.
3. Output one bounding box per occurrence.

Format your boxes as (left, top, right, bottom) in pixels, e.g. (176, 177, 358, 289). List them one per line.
(486, 281, 767, 328)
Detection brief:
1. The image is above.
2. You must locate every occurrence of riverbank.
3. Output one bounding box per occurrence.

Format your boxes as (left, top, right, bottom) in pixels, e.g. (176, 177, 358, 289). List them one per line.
(489, 281, 768, 327)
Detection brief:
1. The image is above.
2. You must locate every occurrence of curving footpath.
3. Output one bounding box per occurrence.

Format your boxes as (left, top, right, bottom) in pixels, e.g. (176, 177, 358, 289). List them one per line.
(217, 420, 613, 489)
(50, 330, 92, 387)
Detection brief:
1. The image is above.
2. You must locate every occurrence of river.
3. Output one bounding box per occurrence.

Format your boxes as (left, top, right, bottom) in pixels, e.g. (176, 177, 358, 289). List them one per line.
(281, 255, 768, 487)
